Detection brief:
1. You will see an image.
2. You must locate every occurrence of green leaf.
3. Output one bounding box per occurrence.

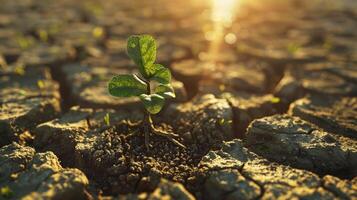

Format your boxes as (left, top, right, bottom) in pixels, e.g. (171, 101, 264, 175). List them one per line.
(108, 74, 147, 97)
(154, 84, 175, 98)
(151, 64, 171, 84)
(127, 35, 156, 78)
(139, 94, 165, 114)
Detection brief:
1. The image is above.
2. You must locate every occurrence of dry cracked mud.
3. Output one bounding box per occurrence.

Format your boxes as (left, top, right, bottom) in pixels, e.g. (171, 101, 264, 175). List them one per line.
(246, 114, 357, 178)
(0, 66, 60, 147)
(290, 95, 357, 139)
(199, 139, 357, 200)
(0, 142, 89, 200)
(0, 0, 356, 199)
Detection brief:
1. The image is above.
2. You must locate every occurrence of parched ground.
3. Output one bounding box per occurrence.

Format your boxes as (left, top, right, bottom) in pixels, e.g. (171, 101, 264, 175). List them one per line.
(0, 0, 356, 199)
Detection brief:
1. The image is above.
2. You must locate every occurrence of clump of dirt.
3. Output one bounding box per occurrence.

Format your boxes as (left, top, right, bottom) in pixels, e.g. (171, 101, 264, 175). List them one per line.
(75, 121, 216, 196)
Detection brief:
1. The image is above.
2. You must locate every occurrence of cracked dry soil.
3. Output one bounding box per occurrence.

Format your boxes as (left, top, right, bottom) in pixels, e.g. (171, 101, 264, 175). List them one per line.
(0, 0, 357, 199)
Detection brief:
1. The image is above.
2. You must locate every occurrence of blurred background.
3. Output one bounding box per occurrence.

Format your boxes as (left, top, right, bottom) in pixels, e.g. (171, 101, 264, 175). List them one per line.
(1, 0, 356, 129)
(1, 0, 356, 107)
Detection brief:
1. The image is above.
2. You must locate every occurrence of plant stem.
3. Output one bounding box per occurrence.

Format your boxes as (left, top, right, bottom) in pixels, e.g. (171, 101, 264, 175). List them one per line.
(143, 111, 151, 150)
(141, 75, 185, 149)
(144, 78, 151, 150)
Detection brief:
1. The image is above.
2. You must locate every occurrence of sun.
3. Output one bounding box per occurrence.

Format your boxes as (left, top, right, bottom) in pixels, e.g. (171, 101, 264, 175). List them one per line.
(211, 0, 238, 26)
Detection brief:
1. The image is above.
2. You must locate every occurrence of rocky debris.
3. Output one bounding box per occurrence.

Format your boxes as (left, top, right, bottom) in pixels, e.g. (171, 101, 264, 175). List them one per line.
(61, 63, 187, 109)
(290, 95, 357, 139)
(164, 94, 233, 148)
(198, 139, 357, 199)
(0, 66, 60, 147)
(34, 106, 142, 166)
(245, 114, 357, 177)
(0, 142, 89, 200)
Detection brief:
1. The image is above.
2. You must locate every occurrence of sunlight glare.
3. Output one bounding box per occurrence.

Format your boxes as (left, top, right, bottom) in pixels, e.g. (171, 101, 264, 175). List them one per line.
(224, 33, 237, 44)
(204, 0, 239, 63)
(211, 0, 238, 26)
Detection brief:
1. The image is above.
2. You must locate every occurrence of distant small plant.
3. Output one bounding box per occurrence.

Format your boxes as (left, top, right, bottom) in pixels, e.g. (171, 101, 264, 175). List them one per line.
(103, 113, 110, 126)
(108, 35, 185, 149)
(287, 42, 300, 54)
(0, 186, 13, 198)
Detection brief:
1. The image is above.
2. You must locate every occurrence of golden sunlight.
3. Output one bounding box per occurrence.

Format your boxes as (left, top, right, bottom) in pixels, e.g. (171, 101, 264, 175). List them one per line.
(205, 0, 239, 63)
(211, 0, 238, 26)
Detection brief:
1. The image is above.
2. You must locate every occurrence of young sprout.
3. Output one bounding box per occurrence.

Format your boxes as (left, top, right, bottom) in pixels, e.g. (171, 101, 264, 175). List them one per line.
(104, 113, 110, 126)
(270, 97, 280, 104)
(0, 186, 13, 198)
(108, 35, 185, 150)
(37, 29, 48, 42)
(37, 80, 45, 89)
(14, 64, 25, 76)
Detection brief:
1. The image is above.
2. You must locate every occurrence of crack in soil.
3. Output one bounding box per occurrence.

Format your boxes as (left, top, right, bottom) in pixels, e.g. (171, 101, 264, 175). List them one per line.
(239, 163, 265, 200)
(49, 63, 75, 112)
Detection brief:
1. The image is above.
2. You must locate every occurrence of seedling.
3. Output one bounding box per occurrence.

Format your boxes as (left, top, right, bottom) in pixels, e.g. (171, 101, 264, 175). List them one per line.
(92, 26, 104, 38)
(37, 80, 45, 89)
(108, 35, 185, 149)
(287, 42, 300, 54)
(104, 113, 110, 126)
(0, 186, 13, 198)
(270, 97, 280, 104)
(37, 29, 48, 42)
(14, 65, 25, 76)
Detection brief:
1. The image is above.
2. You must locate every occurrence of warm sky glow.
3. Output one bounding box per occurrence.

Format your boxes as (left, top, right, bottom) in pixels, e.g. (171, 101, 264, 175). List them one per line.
(211, 0, 238, 26)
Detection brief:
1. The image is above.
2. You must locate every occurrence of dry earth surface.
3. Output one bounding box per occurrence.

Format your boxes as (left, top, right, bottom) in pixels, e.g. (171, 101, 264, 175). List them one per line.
(0, 0, 356, 199)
